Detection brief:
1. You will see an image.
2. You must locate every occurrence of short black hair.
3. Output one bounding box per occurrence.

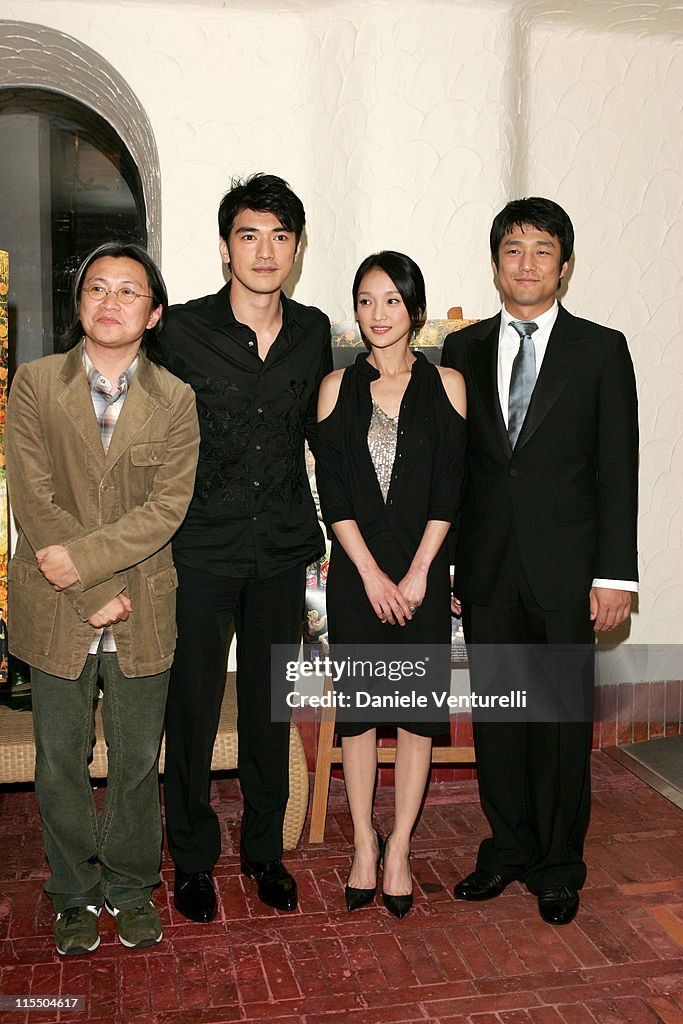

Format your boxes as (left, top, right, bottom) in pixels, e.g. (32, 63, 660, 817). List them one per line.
(352, 251, 427, 335)
(218, 172, 306, 245)
(58, 242, 168, 363)
(490, 197, 574, 270)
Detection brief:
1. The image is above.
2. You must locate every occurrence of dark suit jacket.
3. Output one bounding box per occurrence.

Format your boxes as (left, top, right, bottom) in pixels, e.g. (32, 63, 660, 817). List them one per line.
(441, 305, 638, 610)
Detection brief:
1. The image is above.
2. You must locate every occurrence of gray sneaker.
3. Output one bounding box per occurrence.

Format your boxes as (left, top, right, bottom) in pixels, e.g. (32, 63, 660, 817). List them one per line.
(54, 905, 101, 956)
(105, 901, 162, 948)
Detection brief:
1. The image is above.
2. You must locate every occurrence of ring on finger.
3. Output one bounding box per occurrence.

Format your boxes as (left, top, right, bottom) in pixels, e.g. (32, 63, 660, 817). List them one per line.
(409, 604, 417, 613)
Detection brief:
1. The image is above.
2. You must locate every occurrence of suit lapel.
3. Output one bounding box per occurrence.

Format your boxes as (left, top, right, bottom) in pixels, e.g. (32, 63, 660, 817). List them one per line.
(515, 305, 587, 451)
(57, 346, 107, 469)
(104, 355, 159, 471)
(469, 314, 511, 455)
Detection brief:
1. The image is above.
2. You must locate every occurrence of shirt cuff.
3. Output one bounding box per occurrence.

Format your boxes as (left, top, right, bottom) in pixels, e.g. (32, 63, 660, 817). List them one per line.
(591, 579, 638, 592)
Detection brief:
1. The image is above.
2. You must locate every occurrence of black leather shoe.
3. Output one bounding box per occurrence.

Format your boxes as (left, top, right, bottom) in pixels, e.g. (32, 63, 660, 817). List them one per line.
(537, 886, 579, 925)
(174, 870, 217, 922)
(454, 869, 506, 901)
(346, 831, 384, 912)
(241, 859, 297, 912)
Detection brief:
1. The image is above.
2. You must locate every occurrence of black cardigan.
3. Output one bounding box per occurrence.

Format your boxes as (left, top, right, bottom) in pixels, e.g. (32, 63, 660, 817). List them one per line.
(315, 351, 466, 575)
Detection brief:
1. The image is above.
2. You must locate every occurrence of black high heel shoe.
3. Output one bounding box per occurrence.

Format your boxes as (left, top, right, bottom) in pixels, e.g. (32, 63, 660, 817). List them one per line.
(381, 834, 413, 919)
(345, 830, 385, 911)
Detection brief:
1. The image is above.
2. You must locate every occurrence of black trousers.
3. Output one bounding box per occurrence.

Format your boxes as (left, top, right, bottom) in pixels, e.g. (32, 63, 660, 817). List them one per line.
(164, 561, 306, 871)
(462, 543, 595, 893)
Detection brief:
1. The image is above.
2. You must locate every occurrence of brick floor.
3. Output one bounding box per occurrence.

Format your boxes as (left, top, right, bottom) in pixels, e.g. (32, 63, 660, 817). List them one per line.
(1, 752, 682, 1022)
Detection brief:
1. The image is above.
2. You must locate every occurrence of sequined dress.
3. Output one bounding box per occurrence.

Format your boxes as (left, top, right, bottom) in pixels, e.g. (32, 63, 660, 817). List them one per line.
(368, 401, 398, 502)
(315, 351, 467, 737)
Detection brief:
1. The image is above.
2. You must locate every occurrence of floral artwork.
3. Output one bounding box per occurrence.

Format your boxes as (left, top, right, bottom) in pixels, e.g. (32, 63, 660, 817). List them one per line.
(331, 318, 477, 352)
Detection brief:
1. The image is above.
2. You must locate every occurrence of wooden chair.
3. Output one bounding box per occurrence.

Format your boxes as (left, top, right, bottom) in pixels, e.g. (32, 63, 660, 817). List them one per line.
(308, 676, 475, 843)
(0, 670, 309, 851)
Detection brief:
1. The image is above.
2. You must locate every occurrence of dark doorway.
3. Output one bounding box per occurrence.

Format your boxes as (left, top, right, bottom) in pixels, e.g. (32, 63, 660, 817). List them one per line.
(0, 88, 146, 368)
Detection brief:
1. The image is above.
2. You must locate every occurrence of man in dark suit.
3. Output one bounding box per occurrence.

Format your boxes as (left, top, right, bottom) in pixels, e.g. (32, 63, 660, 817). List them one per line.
(441, 197, 638, 925)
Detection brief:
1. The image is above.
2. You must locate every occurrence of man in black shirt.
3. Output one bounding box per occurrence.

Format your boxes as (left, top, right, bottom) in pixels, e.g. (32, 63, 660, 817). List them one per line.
(162, 174, 332, 920)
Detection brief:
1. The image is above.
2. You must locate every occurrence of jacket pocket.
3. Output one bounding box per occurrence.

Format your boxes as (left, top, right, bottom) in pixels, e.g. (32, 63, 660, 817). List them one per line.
(7, 558, 59, 658)
(554, 496, 598, 521)
(146, 564, 178, 656)
(130, 441, 167, 466)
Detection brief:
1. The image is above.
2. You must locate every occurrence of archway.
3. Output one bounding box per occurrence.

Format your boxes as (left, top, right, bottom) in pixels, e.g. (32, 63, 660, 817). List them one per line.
(0, 21, 160, 256)
(0, 21, 161, 364)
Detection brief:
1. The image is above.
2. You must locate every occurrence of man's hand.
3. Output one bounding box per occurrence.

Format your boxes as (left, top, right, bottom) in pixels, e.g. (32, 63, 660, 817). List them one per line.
(450, 573, 462, 615)
(36, 545, 79, 590)
(88, 594, 133, 629)
(589, 587, 632, 633)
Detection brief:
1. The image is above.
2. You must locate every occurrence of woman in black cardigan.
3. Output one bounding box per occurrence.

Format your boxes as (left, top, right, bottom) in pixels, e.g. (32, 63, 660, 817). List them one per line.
(315, 252, 466, 917)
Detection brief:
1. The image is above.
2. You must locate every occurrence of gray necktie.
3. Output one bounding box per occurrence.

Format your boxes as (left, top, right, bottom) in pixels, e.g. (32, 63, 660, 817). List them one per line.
(507, 320, 538, 448)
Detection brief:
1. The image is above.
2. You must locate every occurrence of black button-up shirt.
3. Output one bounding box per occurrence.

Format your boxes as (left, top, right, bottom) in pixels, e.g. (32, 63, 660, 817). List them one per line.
(162, 283, 332, 578)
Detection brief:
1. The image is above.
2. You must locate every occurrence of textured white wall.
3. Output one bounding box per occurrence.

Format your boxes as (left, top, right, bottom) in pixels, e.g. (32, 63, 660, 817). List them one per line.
(0, 0, 519, 312)
(1, 0, 682, 643)
(515, 2, 683, 644)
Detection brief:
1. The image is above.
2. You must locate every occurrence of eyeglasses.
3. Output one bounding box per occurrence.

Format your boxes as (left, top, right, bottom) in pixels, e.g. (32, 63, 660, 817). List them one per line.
(82, 284, 153, 305)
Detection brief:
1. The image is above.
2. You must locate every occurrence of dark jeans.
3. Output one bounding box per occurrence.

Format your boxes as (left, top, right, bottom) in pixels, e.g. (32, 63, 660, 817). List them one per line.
(31, 653, 169, 913)
(164, 561, 305, 871)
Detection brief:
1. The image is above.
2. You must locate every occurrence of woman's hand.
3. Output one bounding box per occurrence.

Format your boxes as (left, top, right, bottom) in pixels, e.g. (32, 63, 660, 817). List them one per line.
(361, 566, 413, 626)
(397, 566, 428, 616)
(330, 520, 413, 626)
(397, 521, 452, 619)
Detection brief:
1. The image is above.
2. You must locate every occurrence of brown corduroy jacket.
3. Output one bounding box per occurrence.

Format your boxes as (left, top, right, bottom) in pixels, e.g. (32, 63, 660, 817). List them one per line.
(6, 345, 199, 679)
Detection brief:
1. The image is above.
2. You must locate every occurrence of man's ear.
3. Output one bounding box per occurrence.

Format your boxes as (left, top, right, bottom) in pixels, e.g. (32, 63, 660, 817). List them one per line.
(559, 260, 568, 281)
(219, 238, 230, 265)
(294, 239, 302, 262)
(147, 304, 163, 330)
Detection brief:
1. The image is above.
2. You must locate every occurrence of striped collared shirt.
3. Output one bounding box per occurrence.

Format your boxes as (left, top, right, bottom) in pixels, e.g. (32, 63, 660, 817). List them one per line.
(82, 344, 138, 653)
(83, 345, 137, 453)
